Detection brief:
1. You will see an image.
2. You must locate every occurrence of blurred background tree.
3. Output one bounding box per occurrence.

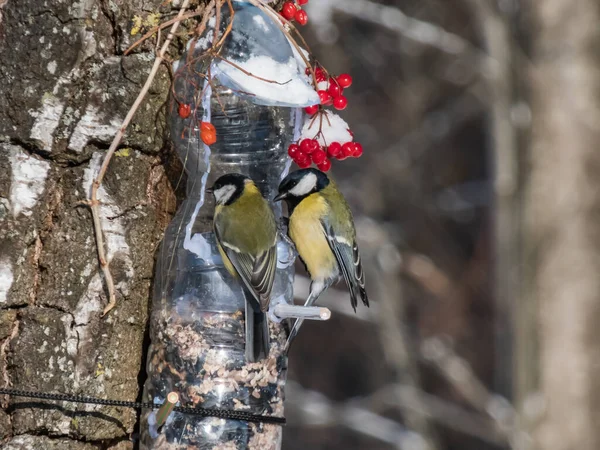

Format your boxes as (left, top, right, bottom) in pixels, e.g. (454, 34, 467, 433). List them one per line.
(1, 0, 599, 449)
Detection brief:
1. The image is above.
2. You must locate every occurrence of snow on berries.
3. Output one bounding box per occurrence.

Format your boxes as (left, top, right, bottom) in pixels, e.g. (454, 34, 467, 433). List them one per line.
(303, 69, 354, 116)
(276, 2, 361, 172)
(287, 111, 362, 172)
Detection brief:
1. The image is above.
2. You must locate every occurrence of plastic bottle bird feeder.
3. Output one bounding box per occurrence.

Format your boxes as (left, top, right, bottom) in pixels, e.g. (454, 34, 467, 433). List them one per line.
(140, 2, 318, 448)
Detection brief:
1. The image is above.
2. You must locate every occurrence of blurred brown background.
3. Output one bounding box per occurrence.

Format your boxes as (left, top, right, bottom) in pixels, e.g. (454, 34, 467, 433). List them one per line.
(285, 1, 600, 450)
(2, 0, 600, 449)
(286, 1, 497, 449)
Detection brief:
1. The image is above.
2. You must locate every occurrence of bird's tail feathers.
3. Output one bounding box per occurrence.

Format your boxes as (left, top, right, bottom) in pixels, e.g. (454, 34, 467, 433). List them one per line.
(245, 301, 269, 363)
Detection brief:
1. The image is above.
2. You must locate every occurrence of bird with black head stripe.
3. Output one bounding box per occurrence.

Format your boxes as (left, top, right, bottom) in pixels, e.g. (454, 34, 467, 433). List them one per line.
(208, 173, 278, 362)
(275, 168, 369, 349)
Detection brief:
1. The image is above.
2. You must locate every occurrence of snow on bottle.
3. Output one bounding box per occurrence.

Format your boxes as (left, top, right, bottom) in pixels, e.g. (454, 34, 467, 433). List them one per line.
(140, 2, 316, 449)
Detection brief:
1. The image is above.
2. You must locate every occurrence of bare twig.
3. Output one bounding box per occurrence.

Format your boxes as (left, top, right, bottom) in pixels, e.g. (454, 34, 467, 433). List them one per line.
(214, 0, 235, 48)
(361, 384, 508, 445)
(357, 221, 441, 450)
(213, 0, 221, 47)
(90, 0, 192, 316)
(286, 381, 424, 450)
(125, 9, 206, 55)
(308, 0, 483, 58)
(421, 336, 516, 441)
(195, 0, 217, 38)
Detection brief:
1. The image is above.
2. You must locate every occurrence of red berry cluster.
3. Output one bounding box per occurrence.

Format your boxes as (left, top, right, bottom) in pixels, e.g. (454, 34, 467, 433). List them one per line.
(288, 138, 363, 172)
(304, 67, 352, 114)
(280, 0, 309, 26)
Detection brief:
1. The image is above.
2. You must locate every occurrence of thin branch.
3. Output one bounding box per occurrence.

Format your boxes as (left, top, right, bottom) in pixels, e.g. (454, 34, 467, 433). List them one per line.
(360, 384, 508, 446)
(286, 381, 423, 450)
(195, 0, 217, 37)
(420, 336, 516, 442)
(308, 0, 483, 58)
(90, 0, 192, 316)
(125, 9, 206, 55)
(212, 0, 221, 47)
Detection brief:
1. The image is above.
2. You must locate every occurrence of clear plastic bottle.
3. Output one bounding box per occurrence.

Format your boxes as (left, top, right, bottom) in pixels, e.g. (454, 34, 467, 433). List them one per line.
(140, 2, 309, 448)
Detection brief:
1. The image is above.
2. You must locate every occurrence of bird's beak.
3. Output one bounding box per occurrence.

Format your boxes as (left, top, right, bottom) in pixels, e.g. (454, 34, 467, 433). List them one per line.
(206, 187, 214, 194)
(273, 192, 287, 202)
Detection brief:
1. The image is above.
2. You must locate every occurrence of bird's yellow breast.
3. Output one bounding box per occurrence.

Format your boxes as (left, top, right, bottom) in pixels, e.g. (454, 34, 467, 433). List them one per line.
(289, 194, 337, 280)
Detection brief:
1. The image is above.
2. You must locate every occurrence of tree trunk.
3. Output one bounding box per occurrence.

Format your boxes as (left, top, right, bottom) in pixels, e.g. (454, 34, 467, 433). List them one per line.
(0, 0, 173, 448)
(525, 2, 600, 449)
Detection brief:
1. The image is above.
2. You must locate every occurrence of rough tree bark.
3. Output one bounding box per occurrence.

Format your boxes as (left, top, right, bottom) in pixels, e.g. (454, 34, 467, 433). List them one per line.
(0, 0, 174, 448)
(524, 2, 600, 450)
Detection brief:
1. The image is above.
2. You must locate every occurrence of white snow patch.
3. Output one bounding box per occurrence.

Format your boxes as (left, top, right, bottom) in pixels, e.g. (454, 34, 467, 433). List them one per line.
(69, 105, 122, 153)
(0, 259, 13, 304)
(29, 94, 65, 151)
(47, 60, 57, 74)
(8, 146, 51, 218)
(216, 55, 319, 107)
(253, 14, 269, 31)
(300, 111, 353, 146)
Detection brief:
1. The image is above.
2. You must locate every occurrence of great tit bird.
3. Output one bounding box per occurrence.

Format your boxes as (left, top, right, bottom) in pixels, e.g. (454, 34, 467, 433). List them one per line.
(274, 168, 369, 348)
(208, 173, 278, 362)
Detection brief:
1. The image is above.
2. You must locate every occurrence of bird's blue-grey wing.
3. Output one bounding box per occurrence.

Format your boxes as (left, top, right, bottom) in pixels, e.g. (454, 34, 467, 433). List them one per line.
(320, 218, 369, 310)
(250, 244, 277, 311)
(214, 223, 276, 312)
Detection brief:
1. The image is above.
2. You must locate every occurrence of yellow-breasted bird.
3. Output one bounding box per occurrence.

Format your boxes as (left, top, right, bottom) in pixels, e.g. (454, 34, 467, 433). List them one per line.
(208, 173, 278, 362)
(274, 168, 368, 348)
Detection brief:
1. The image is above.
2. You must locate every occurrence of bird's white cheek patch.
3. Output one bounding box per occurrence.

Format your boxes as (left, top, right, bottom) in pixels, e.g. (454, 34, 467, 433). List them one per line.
(289, 173, 317, 197)
(214, 185, 236, 204)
